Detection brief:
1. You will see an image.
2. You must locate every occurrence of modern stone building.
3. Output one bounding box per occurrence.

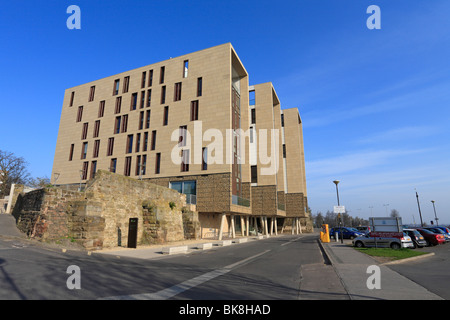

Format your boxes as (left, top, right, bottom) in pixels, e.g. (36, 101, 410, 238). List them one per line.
(51, 43, 311, 241)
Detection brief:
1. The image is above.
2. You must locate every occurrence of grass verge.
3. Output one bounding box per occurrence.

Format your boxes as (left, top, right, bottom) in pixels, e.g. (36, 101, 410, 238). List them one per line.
(353, 247, 428, 261)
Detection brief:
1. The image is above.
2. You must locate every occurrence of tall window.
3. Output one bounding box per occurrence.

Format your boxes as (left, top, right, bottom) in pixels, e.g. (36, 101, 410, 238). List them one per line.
(251, 108, 256, 124)
(197, 77, 202, 97)
(89, 86, 95, 102)
(174, 82, 182, 101)
(251, 165, 258, 184)
(202, 147, 208, 171)
(146, 89, 152, 107)
(123, 76, 130, 93)
(161, 86, 166, 104)
(148, 69, 153, 87)
(69, 91, 75, 107)
(138, 111, 144, 130)
(69, 144, 74, 161)
(81, 122, 88, 140)
(283, 144, 286, 158)
(179, 125, 187, 147)
(183, 60, 189, 78)
(114, 116, 121, 134)
(124, 156, 132, 176)
(140, 91, 145, 108)
(281, 114, 285, 127)
(98, 100, 105, 118)
(135, 133, 141, 153)
(155, 153, 161, 174)
(141, 71, 146, 88)
(93, 140, 100, 158)
(93, 120, 100, 138)
(249, 90, 255, 106)
(145, 110, 151, 129)
(130, 93, 138, 110)
(126, 135, 133, 154)
(143, 132, 149, 152)
(107, 137, 114, 156)
(113, 79, 120, 95)
(110, 158, 117, 173)
(151, 130, 157, 150)
(163, 106, 169, 125)
(76, 106, 83, 122)
(181, 149, 190, 172)
(90, 161, 97, 179)
(81, 142, 88, 159)
(190, 100, 199, 121)
(81, 162, 89, 180)
(160, 66, 165, 84)
(121, 114, 128, 133)
(115, 96, 122, 114)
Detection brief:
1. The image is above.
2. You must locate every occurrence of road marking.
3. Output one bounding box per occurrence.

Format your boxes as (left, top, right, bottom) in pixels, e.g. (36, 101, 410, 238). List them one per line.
(281, 236, 302, 246)
(100, 250, 271, 300)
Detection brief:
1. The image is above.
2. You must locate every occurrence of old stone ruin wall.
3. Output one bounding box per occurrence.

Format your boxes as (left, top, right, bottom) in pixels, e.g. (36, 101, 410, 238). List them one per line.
(11, 170, 200, 250)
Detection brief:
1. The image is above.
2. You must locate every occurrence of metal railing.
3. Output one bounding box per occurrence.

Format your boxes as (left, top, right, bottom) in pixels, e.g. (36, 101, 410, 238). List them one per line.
(232, 195, 250, 207)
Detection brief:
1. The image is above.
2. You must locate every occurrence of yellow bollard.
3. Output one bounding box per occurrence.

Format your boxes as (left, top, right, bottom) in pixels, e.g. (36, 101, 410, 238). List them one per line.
(320, 224, 330, 243)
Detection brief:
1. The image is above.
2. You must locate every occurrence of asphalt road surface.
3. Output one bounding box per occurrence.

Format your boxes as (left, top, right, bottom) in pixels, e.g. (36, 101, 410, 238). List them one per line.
(0, 234, 348, 301)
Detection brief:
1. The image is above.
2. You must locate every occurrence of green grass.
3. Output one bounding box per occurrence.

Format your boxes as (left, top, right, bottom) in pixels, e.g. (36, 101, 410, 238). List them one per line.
(354, 247, 429, 260)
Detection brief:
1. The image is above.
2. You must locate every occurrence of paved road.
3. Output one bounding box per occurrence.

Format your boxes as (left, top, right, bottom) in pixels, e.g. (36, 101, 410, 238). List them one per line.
(0, 233, 348, 301)
(388, 243, 450, 299)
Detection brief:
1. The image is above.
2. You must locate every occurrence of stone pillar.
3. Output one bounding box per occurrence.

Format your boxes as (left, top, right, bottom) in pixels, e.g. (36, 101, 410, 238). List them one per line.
(274, 218, 278, 235)
(245, 216, 249, 236)
(230, 215, 236, 239)
(218, 213, 226, 241)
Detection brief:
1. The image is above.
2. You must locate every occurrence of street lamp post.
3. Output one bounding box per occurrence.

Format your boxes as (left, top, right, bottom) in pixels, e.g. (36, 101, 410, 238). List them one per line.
(431, 200, 439, 226)
(333, 180, 343, 244)
(415, 190, 424, 227)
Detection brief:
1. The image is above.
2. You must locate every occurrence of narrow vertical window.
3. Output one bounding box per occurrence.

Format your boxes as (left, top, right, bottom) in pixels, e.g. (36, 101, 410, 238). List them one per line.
(160, 66, 165, 84)
(155, 153, 161, 174)
(113, 79, 120, 96)
(249, 90, 255, 106)
(148, 69, 153, 87)
(69, 91, 75, 107)
(115, 96, 122, 114)
(143, 132, 148, 152)
(69, 144, 75, 161)
(197, 77, 202, 97)
(81, 142, 88, 159)
(140, 91, 145, 108)
(141, 71, 146, 88)
(202, 147, 208, 171)
(76, 106, 83, 122)
(130, 93, 138, 110)
(124, 156, 132, 176)
(82, 162, 89, 180)
(126, 134, 133, 154)
(281, 114, 285, 127)
(114, 116, 121, 134)
(81, 122, 88, 140)
(93, 120, 100, 138)
(283, 144, 286, 158)
(110, 158, 117, 173)
(251, 108, 256, 124)
(121, 114, 128, 133)
(251, 165, 258, 184)
(89, 161, 97, 179)
(123, 76, 130, 93)
(98, 100, 105, 118)
(183, 60, 189, 78)
(93, 140, 100, 158)
(174, 82, 182, 101)
(151, 130, 156, 150)
(135, 133, 141, 153)
(145, 110, 151, 129)
(89, 86, 95, 102)
(163, 106, 169, 125)
(142, 155, 147, 175)
(135, 155, 142, 176)
(161, 86, 166, 104)
(107, 137, 114, 156)
(190, 100, 199, 121)
(181, 149, 190, 172)
(178, 125, 187, 147)
(138, 111, 144, 130)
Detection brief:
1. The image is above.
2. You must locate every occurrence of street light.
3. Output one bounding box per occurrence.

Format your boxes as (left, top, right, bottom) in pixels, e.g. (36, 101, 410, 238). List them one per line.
(333, 180, 343, 243)
(431, 200, 439, 226)
(415, 189, 424, 227)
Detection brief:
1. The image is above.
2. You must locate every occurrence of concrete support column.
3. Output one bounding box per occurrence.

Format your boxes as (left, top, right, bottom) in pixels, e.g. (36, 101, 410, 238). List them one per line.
(270, 218, 274, 235)
(245, 216, 249, 236)
(218, 213, 226, 241)
(274, 218, 278, 235)
(264, 217, 269, 235)
(292, 218, 295, 234)
(240, 216, 246, 236)
(230, 215, 236, 239)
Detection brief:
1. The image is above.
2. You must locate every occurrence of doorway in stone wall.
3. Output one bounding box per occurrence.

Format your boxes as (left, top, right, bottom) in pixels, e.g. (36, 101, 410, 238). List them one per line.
(128, 217, 138, 248)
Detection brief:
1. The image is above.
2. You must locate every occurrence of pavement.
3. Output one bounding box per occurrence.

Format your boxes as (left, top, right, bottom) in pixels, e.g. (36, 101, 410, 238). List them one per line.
(319, 239, 443, 300)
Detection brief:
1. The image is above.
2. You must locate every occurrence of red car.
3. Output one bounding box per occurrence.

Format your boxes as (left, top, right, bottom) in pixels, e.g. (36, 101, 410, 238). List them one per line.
(416, 228, 445, 246)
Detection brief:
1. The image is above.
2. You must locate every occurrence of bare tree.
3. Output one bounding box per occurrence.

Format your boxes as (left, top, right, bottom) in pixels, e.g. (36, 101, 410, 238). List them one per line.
(390, 209, 400, 218)
(28, 176, 51, 189)
(0, 150, 30, 197)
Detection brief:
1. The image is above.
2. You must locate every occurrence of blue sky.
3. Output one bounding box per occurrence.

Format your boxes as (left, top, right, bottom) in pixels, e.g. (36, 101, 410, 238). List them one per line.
(1, 0, 449, 224)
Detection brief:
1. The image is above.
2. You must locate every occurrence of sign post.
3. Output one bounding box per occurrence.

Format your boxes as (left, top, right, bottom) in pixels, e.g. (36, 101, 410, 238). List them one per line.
(369, 217, 403, 248)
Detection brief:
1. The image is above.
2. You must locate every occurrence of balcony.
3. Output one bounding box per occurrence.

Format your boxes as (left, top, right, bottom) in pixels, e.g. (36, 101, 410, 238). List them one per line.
(232, 194, 250, 207)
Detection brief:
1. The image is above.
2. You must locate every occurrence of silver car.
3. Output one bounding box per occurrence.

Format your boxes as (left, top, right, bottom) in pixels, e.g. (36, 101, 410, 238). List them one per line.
(352, 232, 413, 249)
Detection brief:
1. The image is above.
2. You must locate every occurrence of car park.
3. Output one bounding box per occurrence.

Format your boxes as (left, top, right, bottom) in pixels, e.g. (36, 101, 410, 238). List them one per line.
(404, 229, 427, 248)
(416, 228, 445, 246)
(329, 227, 364, 240)
(352, 232, 407, 249)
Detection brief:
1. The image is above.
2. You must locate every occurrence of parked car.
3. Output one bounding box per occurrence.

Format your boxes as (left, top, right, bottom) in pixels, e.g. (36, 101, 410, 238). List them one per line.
(401, 232, 415, 248)
(435, 226, 450, 237)
(404, 229, 427, 248)
(416, 228, 445, 246)
(352, 232, 406, 249)
(330, 227, 364, 240)
(424, 227, 450, 242)
(355, 226, 371, 234)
